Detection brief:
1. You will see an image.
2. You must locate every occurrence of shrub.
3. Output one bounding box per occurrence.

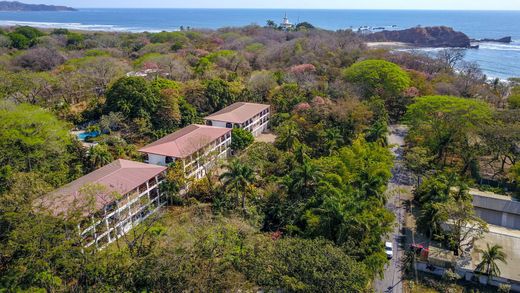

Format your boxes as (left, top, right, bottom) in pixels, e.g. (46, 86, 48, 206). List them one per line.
(66, 32, 85, 48)
(8, 33, 30, 49)
(288, 63, 316, 74)
(0, 35, 11, 48)
(84, 49, 110, 57)
(13, 48, 65, 71)
(149, 31, 189, 44)
(509, 87, 520, 109)
(231, 128, 254, 151)
(498, 284, 512, 293)
(52, 28, 69, 35)
(14, 26, 44, 40)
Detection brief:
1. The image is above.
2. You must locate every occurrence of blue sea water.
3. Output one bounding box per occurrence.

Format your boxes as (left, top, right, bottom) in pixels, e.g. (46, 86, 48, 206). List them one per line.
(1, 9, 519, 79)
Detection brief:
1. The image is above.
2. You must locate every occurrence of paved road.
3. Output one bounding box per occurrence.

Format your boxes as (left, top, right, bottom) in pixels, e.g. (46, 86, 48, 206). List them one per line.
(374, 125, 412, 293)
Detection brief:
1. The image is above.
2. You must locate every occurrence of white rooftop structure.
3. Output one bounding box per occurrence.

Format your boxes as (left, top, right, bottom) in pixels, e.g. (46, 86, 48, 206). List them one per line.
(281, 13, 293, 30)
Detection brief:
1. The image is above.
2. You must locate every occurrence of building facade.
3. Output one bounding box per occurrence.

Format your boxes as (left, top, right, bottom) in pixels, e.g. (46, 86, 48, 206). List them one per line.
(36, 159, 167, 249)
(472, 190, 520, 230)
(139, 124, 232, 179)
(204, 102, 270, 137)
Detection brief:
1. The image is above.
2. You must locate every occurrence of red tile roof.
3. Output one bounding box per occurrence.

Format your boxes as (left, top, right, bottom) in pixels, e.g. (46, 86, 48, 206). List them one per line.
(204, 102, 270, 124)
(138, 124, 231, 159)
(35, 159, 166, 217)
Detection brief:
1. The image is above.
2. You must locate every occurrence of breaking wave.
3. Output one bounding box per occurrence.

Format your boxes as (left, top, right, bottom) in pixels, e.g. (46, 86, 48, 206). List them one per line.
(0, 20, 172, 32)
(477, 42, 520, 52)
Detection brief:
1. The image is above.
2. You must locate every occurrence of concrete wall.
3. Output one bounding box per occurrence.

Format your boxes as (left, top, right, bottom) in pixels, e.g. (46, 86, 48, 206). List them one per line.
(252, 122, 268, 137)
(472, 192, 520, 230)
(207, 110, 270, 138)
(475, 207, 504, 227)
(503, 212, 520, 229)
(148, 154, 166, 166)
(416, 261, 520, 292)
(475, 207, 520, 230)
(209, 120, 230, 128)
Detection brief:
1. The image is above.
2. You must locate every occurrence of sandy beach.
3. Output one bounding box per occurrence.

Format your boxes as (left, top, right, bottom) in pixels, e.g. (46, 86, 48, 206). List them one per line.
(365, 42, 413, 49)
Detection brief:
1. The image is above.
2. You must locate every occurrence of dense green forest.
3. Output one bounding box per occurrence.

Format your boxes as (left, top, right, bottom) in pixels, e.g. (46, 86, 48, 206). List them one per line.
(0, 25, 519, 291)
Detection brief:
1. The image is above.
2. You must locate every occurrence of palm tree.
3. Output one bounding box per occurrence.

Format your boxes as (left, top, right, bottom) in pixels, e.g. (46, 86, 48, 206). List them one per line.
(476, 244, 507, 280)
(266, 19, 276, 28)
(88, 144, 113, 170)
(417, 203, 443, 241)
(365, 120, 388, 146)
(219, 160, 255, 213)
(289, 160, 322, 199)
(275, 121, 301, 151)
(325, 128, 344, 155)
(294, 144, 310, 165)
(359, 168, 389, 204)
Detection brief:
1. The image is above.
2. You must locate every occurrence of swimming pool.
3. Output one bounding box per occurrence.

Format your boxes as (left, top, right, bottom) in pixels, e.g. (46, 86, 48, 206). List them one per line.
(77, 131, 100, 141)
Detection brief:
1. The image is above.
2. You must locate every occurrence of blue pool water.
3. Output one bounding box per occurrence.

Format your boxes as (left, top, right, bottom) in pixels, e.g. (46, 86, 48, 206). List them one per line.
(77, 131, 100, 141)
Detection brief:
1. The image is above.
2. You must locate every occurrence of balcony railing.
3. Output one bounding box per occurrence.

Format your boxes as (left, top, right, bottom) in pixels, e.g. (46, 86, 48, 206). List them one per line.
(82, 178, 165, 249)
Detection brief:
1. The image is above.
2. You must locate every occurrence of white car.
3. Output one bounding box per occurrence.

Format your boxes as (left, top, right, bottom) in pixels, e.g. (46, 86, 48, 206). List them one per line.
(385, 241, 393, 259)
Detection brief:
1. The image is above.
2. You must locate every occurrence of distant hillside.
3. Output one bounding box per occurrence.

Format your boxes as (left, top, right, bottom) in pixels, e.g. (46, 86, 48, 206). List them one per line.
(0, 1, 76, 11)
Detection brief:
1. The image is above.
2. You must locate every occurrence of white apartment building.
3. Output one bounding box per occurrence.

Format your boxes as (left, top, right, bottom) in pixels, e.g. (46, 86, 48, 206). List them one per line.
(139, 124, 232, 179)
(35, 159, 167, 249)
(204, 102, 271, 137)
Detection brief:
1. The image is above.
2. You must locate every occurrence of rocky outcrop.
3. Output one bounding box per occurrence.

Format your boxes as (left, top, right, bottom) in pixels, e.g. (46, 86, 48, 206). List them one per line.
(366, 26, 471, 48)
(0, 1, 76, 11)
(472, 36, 512, 43)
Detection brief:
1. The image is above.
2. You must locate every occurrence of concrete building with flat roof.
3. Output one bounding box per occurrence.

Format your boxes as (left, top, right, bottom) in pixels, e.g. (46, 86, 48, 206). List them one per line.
(204, 102, 270, 137)
(139, 124, 232, 179)
(471, 189, 520, 230)
(35, 159, 167, 249)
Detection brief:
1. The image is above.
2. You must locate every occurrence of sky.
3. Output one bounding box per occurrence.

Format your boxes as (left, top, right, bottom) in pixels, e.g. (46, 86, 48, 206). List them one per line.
(19, 0, 520, 10)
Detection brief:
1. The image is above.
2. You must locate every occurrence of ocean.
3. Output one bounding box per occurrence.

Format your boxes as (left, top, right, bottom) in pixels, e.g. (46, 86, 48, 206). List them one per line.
(1, 9, 519, 79)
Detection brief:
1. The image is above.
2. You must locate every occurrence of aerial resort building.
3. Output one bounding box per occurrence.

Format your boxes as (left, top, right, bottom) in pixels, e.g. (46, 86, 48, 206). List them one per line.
(204, 102, 271, 137)
(139, 124, 232, 179)
(35, 159, 167, 249)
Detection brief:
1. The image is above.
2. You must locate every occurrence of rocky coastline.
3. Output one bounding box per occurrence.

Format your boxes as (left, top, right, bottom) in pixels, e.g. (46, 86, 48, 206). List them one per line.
(471, 36, 512, 43)
(365, 26, 472, 48)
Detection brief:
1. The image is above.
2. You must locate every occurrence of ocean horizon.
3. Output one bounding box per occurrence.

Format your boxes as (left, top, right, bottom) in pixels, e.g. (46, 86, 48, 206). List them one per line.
(1, 8, 520, 79)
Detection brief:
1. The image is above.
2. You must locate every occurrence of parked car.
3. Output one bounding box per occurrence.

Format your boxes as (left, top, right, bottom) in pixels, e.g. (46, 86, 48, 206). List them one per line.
(385, 241, 393, 259)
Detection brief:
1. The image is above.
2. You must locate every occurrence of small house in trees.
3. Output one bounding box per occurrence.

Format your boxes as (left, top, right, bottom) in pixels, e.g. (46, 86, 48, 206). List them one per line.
(35, 159, 167, 249)
(139, 124, 232, 179)
(204, 102, 271, 137)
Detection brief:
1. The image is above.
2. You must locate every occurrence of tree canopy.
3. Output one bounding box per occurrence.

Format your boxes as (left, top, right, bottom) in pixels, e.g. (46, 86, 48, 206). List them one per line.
(0, 103, 76, 187)
(104, 76, 158, 119)
(405, 95, 492, 174)
(0, 23, 516, 291)
(230, 128, 254, 151)
(344, 59, 411, 99)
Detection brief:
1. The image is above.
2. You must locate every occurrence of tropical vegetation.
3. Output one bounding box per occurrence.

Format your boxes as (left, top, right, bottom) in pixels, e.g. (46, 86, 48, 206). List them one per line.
(0, 23, 518, 291)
